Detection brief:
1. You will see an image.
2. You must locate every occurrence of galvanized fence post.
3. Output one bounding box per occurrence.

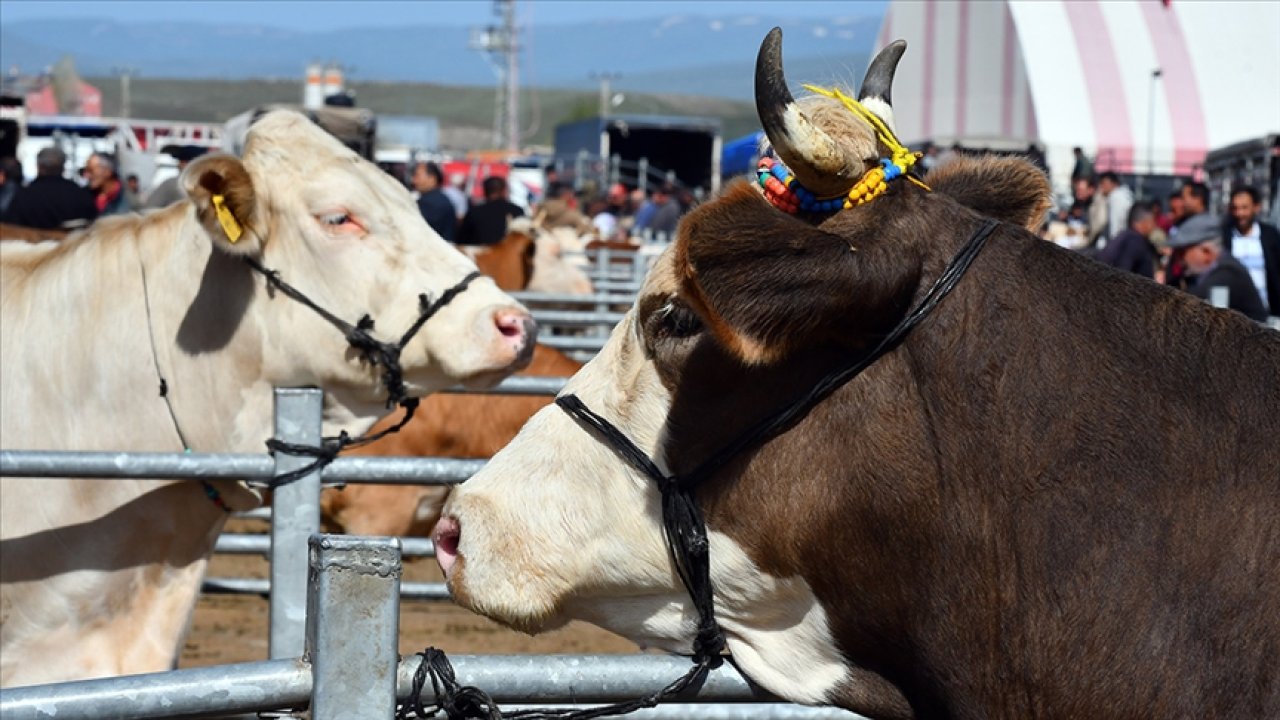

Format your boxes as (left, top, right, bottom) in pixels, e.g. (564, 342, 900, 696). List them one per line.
(307, 534, 401, 720)
(270, 387, 324, 659)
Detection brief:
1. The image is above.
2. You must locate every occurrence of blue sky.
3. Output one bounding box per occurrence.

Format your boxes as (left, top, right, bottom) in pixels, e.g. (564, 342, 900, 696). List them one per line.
(0, 1, 889, 30)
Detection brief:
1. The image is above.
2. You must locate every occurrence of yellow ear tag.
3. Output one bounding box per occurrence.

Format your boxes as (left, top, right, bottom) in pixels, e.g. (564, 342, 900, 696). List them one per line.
(211, 194, 243, 244)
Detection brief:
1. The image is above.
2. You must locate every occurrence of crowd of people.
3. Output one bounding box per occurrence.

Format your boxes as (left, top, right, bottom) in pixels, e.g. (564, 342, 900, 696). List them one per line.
(1040, 149, 1278, 324)
(0, 146, 209, 231)
(406, 160, 696, 248)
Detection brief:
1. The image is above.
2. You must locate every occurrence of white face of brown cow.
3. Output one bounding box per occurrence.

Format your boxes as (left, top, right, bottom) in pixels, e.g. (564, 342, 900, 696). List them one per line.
(182, 111, 534, 415)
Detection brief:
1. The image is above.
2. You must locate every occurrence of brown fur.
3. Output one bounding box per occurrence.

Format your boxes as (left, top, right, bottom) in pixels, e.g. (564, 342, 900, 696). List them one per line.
(0, 223, 69, 243)
(922, 155, 1052, 232)
(321, 343, 582, 536)
(470, 229, 537, 290)
(647, 158, 1280, 718)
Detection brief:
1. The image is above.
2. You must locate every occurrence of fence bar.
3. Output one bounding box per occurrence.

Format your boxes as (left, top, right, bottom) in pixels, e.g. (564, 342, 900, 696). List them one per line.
(507, 705, 863, 719)
(512, 292, 637, 305)
(269, 388, 323, 660)
(0, 659, 310, 720)
(537, 335, 609, 353)
(395, 654, 776, 704)
(441, 376, 565, 396)
(204, 577, 450, 600)
(530, 310, 628, 327)
(1, 452, 485, 485)
(307, 535, 401, 720)
(217, 534, 435, 557)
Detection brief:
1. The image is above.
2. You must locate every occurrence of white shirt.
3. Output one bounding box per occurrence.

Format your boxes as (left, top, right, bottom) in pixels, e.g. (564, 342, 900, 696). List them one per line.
(1231, 221, 1268, 307)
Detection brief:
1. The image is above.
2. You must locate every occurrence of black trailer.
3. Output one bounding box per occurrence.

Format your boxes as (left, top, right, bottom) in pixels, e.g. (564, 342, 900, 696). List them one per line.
(553, 114, 722, 195)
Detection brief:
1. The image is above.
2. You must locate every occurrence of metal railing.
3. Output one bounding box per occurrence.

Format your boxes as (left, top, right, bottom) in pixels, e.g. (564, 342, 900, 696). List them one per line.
(0, 388, 864, 719)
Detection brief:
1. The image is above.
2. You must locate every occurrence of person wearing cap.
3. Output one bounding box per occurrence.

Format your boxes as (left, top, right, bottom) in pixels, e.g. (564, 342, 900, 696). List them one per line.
(1, 146, 97, 231)
(1168, 213, 1268, 322)
(145, 146, 207, 210)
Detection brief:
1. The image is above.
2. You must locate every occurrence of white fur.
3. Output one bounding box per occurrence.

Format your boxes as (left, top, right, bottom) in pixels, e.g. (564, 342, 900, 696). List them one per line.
(443, 248, 850, 705)
(0, 110, 530, 686)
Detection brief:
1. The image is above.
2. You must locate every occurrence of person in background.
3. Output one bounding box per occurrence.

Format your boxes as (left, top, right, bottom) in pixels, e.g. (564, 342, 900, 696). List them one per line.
(456, 176, 524, 247)
(646, 183, 683, 239)
(442, 172, 470, 221)
(1169, 213, 1268, 322)
(1158, 190, 1184, 233)
(144, 146, 206, 210)
(1065, 176, 1107, 252)
(1179, 182, 1209, 221)
(1096, 204, 1155, 278)
(123, 174, 144, 210)
(1223, 185, 1280, 319)
(412, 161, 456, 243)
(2, 146, 96, 230)
(85, 153, 129, 216)
(1097, 171, 1134, 244)
(0, 156, 23, 216)
(1146, 199, 1169, 249)
(1070, 146, 1095, 183)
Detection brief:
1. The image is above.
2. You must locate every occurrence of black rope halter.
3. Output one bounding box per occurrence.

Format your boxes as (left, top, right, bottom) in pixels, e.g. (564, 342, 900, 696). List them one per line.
(401, 218, 999, 718)
(243, 256, 481, 487)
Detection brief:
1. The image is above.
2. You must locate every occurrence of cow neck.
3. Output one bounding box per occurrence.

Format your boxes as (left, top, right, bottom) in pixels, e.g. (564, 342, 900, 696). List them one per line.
(240, 255, 481, 488)
(134, 236, 233, 513)
(550, 218, 1000, 693)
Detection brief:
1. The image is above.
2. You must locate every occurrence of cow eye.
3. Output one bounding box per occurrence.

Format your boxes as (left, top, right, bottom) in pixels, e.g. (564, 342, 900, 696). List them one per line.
(655, 301, 702, 339)
(316, 211, 365, 235)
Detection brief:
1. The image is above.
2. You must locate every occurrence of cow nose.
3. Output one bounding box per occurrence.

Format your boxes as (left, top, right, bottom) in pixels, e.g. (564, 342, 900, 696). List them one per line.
(433, 515, 461, 577)
(493, 308, 537, 366)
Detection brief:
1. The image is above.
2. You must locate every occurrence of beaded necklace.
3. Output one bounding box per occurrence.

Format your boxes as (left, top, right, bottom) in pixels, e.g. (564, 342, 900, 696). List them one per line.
(757, 84, 930, 214)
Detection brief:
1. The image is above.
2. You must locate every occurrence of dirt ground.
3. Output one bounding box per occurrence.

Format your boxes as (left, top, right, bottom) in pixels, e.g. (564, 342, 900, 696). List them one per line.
(180, 519, 635, 668)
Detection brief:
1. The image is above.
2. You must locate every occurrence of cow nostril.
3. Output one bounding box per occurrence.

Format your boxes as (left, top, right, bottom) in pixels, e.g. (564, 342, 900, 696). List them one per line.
(434, 516, 461, 558)
(494, 310, 529, 339)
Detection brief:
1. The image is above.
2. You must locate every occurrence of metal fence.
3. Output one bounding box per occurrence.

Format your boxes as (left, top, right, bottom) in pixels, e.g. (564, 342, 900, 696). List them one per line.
(0, 386, 863, 719)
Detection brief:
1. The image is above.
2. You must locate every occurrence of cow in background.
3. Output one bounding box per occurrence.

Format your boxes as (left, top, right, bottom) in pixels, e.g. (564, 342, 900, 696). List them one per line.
(0, 110, 535, 686)
(326, 344, 581, 537)
(434, 31, 1280, 718)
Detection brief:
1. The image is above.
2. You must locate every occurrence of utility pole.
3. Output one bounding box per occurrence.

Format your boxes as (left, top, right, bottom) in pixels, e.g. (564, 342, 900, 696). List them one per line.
(112, 66, 137, 118)
(470, 0, 520, 153)
(1142, 67, 1162, 200)
(591, 71, 621, 118)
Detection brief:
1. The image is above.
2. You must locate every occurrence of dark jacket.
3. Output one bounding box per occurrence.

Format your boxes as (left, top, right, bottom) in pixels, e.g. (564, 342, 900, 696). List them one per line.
(1191, 253, 1269, 323)
(1096, 228, 1154, 278)
(2, 175, 97, 230)
(418, 189, 457, 243)
(1222, 220, 1280, 318)
(456, 199, 524, 246)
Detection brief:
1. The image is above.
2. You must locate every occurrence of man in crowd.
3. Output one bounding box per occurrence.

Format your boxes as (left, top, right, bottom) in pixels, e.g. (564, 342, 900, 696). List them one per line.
(1096, 204, 1155, 278)
(1223, 185, 1280, 319)
(456, 176, 524, 246)
(1169, 213, 1268, 322)
(1097, 171, 1134, 244)
(85, 153, 130, 216)
(442, 172, 470, 221)
(0, 156, 22, 216)
(1064, 175, 1107, 251)
(1, 146, 96, 230)
(636, 183, 682, 239)
(1179, 182, 1209, 221)
(412, 161, 456, 242)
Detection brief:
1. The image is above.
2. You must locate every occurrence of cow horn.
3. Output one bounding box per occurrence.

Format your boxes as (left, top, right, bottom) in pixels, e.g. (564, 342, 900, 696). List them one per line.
(857, 40, 907, 130)
(754, 27, 859, 196)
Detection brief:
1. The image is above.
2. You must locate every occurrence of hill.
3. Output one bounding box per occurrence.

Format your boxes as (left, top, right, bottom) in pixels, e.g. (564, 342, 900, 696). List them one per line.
(85, 76, 763, 150)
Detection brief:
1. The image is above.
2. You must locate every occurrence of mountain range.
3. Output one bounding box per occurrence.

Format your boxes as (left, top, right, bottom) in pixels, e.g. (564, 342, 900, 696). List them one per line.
(0, 13, 880, 101)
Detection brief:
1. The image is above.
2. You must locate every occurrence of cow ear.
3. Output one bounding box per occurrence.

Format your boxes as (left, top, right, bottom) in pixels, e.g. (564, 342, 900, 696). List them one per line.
(925, 155, 1051, 233)
(674, 182, 881, 365)
(183, 153, 264, 256)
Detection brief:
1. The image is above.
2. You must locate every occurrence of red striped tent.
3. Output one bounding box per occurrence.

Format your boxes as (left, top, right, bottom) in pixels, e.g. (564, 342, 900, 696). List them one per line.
(874, 0, 1280, 196)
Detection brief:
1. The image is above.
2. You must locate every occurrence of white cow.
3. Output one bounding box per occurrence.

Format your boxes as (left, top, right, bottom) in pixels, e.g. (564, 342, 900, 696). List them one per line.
(0, 111, 535, 686)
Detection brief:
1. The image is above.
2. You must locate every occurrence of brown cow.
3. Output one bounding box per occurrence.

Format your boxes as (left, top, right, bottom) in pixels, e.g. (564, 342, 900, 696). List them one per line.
(434, 31, 1280, 718)
(322, 343, 581, 536)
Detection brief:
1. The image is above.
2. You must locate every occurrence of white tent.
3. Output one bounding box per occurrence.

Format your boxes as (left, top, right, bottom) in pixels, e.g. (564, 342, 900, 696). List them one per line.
(873, 0, 1280, 196)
